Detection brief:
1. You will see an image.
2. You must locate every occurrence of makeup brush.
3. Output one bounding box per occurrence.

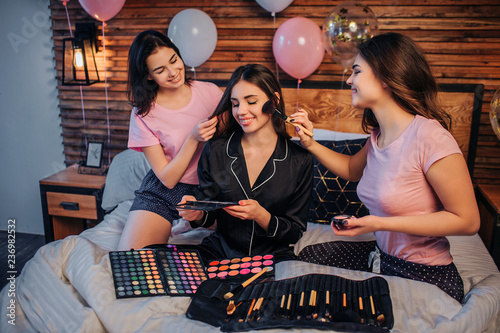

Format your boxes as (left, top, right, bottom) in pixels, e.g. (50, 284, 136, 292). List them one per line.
(250, 296, 264, 321)
(279, 294, 287, 318)
(374, 279, 386, 326)
(243, 298, 256, 322)
(223, 267, 268, 300)
(296, 290, 306, 320)
(262, 100, 314, 137)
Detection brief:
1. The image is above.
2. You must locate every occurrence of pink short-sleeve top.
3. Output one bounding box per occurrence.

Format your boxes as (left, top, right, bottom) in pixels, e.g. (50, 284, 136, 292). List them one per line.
(128, 80, 222, 185)
(357, 115, 462, 265)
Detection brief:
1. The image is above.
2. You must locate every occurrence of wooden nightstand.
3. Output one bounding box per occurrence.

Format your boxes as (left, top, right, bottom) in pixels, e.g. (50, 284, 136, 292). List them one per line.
(39, 164, 106, 243)
(476, 184, 500, 268)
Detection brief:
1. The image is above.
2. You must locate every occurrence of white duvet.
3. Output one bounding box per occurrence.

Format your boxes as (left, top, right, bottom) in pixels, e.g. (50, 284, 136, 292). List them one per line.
(2, 148, 499, 332)
(1, 198, 499, 333)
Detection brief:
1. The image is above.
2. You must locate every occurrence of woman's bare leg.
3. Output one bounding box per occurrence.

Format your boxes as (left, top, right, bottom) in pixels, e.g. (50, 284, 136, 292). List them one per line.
(117, 210, 172, 251)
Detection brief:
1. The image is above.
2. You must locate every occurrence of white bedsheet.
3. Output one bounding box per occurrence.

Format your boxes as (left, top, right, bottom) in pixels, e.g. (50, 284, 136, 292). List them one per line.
(1, 200, 499, 332)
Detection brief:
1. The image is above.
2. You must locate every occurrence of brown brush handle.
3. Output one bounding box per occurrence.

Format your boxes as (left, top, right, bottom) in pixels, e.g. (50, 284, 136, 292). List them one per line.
(286, 120, 314, 137)
(223, 267, 268, 299)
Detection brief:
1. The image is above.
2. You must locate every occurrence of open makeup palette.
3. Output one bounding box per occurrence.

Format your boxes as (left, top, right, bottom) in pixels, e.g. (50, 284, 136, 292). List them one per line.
(206, 254, 275, 280)
(109, 245, 208, 298)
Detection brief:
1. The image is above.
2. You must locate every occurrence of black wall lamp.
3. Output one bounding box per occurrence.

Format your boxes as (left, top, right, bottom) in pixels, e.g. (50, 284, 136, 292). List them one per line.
(62, 22, 100, 85)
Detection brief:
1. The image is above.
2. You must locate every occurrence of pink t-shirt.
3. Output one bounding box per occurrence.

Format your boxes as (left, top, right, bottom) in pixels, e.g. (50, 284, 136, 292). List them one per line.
(357, 115, 462, 265)
(128, 80, 222, 185)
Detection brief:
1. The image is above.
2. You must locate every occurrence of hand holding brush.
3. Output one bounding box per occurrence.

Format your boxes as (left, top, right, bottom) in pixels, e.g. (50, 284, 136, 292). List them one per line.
(262, 100, 313, 137)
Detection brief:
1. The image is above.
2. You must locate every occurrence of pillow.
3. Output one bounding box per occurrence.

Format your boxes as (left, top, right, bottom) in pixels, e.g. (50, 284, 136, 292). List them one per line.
(312, 128, 370, 141)
(308, 138, 369, 223)
(101, 149, 151, 211)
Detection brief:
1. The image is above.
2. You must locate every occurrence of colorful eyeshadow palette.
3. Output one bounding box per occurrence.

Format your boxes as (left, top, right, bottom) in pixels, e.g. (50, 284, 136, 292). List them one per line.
(109, 249, 165, 298)
(109, 246, 208, 299)
(156, 248, 208, 296)
(206, 254, 275, 280)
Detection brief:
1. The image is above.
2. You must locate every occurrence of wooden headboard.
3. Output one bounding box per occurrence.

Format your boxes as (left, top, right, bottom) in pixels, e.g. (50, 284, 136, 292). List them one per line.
(280, 81, 483, 176)
(211, 80, 483, 176)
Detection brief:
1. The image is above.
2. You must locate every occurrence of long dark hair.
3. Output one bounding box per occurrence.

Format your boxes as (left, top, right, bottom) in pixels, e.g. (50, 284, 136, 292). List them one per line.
(358, 32, 451, 132)
(127, 30, 190, 117)
(212, 64, 290, 139)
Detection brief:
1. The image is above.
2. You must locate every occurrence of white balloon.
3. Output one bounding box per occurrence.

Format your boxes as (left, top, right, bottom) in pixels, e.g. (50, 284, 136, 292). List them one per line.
(256, 0, 294, 14)
(167, 9, 217, 68)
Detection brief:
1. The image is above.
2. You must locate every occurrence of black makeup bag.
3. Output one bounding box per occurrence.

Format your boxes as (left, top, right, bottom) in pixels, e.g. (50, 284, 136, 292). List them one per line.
(186, 273, 393, 332)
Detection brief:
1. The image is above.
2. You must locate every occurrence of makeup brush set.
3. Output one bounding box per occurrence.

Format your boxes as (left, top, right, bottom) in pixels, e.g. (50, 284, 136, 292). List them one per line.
(186, 273, 393, 332)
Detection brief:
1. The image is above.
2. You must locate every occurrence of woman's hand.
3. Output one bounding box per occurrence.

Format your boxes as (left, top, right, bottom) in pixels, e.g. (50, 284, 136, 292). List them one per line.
(290, 109, 314, 148)
(191, 116, 218, 142)
(331, 215, 380, 237)
(223, 199, 260, 220)
(177, 195, 203, 221)
(223, 199, 271, 229)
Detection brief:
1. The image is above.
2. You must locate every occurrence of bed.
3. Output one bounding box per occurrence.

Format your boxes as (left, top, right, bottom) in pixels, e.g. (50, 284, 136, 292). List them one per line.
(1, 81, 499, 333)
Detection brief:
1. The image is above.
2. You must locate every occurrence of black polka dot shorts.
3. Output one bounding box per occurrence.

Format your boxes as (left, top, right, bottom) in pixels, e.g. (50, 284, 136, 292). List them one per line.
(380, 250, 464, 303)
(298, 240, 376, 271)
(298, 240, 464, 303)
(130, 169, 197, 224)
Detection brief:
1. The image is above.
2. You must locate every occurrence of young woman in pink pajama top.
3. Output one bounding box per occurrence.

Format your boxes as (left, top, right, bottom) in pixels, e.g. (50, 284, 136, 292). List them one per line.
(293, 32, 480, 303)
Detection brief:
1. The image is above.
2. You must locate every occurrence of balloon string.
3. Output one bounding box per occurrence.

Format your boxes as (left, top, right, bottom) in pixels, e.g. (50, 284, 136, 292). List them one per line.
(296, 79, 302, 110)
(63, 2, 73, 37)
(64, 1, 87, 146)
(191, 67, 196, 80)
(273, 12, 279, 81)
(102, 21, 111, 166)
(334, 69, 347, 139)
(80, 85, 86, 137)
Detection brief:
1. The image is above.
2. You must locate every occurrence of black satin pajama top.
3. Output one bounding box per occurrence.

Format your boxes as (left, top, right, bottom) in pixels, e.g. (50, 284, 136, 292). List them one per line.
(194, 130, 313, 258)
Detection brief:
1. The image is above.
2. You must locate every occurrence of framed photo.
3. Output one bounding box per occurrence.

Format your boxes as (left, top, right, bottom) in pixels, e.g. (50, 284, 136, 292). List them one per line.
(85, 141, 104, 168)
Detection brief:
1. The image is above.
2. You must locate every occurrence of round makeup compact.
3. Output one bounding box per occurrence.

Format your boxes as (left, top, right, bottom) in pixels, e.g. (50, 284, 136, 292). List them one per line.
(331, 215, 354, 230)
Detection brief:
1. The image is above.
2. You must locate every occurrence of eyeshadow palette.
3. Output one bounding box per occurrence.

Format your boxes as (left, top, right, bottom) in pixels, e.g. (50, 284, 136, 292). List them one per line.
(109, 246, 208, 299)
(206, 254, 275, 280)
(156, 248, 208, 296)
(109, 249, 166, 298)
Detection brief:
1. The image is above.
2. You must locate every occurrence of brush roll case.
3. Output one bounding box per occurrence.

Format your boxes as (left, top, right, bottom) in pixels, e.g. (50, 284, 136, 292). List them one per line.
(186, 273, 393, 332)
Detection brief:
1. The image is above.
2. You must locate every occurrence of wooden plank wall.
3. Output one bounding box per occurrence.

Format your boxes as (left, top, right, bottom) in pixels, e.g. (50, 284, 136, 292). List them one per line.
(49, 0, 500, 184)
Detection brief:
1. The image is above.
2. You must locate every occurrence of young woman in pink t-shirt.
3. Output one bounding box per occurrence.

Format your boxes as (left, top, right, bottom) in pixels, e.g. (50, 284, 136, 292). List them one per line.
(117, 30, 222, 251)
(293, 33, 479, 302)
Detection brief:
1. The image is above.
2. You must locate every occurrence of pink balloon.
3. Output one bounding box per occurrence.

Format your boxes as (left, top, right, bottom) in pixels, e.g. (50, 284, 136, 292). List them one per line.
(273, 17, 324, 80)
(78, 0, 126, 22)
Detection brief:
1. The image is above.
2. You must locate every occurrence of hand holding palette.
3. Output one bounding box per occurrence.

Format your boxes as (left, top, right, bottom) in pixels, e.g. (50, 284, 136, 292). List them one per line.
(206, 254, 275, 280)
(109, 245, 208, 299)
(175, 200, 239, 211)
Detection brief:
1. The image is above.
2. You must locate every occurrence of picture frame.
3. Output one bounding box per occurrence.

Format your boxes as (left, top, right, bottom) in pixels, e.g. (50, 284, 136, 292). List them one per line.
(85, 141, 104, 168)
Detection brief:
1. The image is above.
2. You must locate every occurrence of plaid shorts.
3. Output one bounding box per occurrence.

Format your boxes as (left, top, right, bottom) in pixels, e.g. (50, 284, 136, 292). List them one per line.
(130, 169, 197, 223)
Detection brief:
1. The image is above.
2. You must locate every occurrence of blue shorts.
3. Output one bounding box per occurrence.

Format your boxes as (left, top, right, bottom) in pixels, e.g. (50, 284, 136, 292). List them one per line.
(130, 169, 197, 223)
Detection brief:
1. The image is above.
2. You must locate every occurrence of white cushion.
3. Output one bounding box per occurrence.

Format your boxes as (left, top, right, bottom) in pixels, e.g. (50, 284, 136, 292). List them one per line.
(101, 149, 150, 211)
